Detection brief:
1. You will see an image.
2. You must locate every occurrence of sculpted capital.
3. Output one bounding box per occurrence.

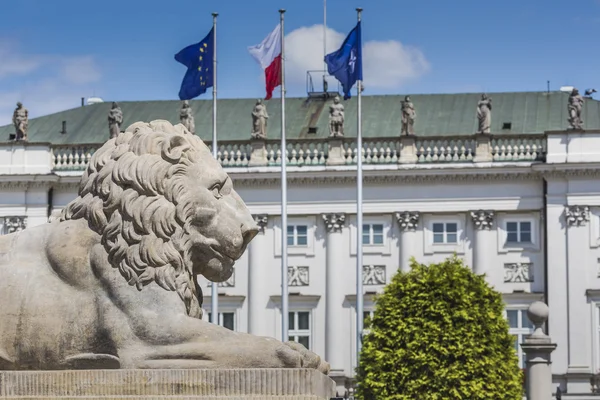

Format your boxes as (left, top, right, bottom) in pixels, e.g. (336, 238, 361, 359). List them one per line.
(470, 210, 494, 230)
(395, 211, 420, 231)
(565, 205, 590, 226)
(253, 214, 268, 233)
(322, 213, 346, 233)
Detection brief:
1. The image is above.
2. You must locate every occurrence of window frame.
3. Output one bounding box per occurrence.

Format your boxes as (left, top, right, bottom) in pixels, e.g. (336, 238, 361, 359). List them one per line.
(287, 224, 309, 247)
(288, 310, 312, 350)
(504, 307, 534, 369)
(201, 294, 245, 333)
(274, 216, 316, 257)
(589, 207, 600, 249)
(347, 293, 377, 369)
(207, 311, 236, 331)
(362, 223, 385, 246)
(423, 214, 466, 255)
(497, 214, 540, 253)
(350, 215, 392, 256)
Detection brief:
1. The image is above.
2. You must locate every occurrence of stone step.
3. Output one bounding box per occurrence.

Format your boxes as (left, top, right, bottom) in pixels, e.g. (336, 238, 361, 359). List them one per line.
(0, 369, 335, 400)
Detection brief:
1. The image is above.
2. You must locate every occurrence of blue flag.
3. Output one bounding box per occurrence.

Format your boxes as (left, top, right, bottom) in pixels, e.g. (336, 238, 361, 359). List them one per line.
(174, 28, 214, 100)
(324, 21, 363, 100)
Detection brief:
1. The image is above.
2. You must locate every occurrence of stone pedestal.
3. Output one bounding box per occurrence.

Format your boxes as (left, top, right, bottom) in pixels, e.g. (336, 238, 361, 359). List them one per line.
(248, 214, 269, 337)
(326, 139, 346, 166)
(520, 301, 557, 400)
(473, 134, 493, 162)
(0, 368, 335, 399)
(322, 213, 346, 373)
(248, 140, 268, 167)
(395, 211, 420, 272)
(399, 135, 418, 164)
(470, 210, 494, 277)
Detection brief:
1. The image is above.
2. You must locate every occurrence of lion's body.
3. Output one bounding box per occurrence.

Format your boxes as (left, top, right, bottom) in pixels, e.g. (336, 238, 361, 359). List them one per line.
(0, 120, 329, 374)
(0, 222, 106, 369)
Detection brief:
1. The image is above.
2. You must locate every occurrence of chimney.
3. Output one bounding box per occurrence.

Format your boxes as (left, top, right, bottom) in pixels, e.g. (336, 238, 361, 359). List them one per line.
(81, 97, 85, 107)
(60, 121, 67, 135)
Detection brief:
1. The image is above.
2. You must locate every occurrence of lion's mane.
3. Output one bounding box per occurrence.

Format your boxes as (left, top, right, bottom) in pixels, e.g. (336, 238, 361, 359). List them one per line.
(61, 120, 210, 319)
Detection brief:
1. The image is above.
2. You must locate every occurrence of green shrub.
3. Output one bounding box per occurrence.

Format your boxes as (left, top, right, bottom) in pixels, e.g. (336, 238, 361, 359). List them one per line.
(356, 256, 523, 400)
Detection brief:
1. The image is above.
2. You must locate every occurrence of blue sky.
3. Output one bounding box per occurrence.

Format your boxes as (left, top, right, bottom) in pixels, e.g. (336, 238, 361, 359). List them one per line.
(1, 0, 599, 122)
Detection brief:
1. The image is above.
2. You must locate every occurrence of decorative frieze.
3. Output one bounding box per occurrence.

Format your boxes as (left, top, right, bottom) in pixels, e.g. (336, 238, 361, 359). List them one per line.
(363, 265, 386, 285)
(207, 272, 235, 288)
(395, 211, 419, 231)
(504, 263, 533, 283)
(252, 214, 268, 233)
(565, 205, 590, 226)
(322, 213, 346, 233)
(288, 266, 309, 286)
(3, 216, 27, 234)
(470, 210, 494, 230)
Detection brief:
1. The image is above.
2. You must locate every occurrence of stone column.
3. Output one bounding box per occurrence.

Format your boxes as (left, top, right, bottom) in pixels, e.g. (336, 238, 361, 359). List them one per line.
(395, 211, 420, 273)
(248, 214, 269, 336)
(473, 134, 493, 162)
(248, 140, 268, 167)
(469, 210, 494, 276)
(322, 213, 346, 372)
(520, 301, 557, 400)
(399, 136, 418, 164)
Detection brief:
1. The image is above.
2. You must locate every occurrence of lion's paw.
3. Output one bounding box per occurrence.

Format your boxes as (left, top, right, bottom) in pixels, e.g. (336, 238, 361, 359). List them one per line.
(283, 341, 330, 375)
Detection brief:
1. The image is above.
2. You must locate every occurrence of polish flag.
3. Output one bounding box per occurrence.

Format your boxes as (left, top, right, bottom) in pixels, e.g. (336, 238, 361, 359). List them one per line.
(248, 24, 282, 100)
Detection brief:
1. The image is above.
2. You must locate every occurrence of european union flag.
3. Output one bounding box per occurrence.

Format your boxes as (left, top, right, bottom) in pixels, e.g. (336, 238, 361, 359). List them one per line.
(324, 21, 362, 100)
(174, 28, 214, 100)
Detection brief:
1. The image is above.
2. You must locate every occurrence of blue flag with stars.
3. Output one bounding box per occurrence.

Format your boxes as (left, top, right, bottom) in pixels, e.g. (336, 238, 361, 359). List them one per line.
(174, 28, 214, 100)
(324, 21, 362, 100)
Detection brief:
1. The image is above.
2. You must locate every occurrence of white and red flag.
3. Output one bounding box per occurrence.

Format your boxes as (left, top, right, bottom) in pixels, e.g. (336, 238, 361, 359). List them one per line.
(248, 24, 282, 100)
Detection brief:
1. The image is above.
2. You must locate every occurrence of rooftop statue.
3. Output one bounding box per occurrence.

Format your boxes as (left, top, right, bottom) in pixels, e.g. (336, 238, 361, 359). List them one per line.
(477, 94, 492, 134)
(251, 99, 269, 139)
(401, 96, 416, 136)
(568, 88, 584, 130)
(0, 120, 329, 373)
(108, 102, 123, 139)
(180, 100, 196, 134)
(329, 96, 344, 138)
(12, 102, 28, 141)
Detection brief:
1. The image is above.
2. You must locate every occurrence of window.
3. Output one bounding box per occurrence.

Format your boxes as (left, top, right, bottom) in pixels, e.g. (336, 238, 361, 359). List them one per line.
(362, 224, 384, 245)
(287, 225, 308, 246)
(207, 312, 235, 331)
(506, 308, 533, 368)
(362, 310, 375, 335)
(432, 222, 458, 244)
(506, 221, 532, 244)
(288, 311, 311, 349)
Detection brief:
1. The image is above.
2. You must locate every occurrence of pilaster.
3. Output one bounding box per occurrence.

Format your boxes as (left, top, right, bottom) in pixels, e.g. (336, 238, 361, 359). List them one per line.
(322, 213, 346, 373)
(564, 205, 593, 389)
(395, 211, 419, 272)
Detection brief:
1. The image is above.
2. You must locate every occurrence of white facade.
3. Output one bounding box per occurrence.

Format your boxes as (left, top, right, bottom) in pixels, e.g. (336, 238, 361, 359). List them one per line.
(1, 130, 600, 398)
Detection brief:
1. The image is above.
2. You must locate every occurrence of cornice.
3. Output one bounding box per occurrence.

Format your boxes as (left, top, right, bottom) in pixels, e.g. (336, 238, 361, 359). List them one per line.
(1, 162, 600, 190)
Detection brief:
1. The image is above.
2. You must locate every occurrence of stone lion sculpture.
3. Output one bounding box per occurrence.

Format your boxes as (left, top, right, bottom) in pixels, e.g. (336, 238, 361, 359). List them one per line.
(0, 120, 329, 373)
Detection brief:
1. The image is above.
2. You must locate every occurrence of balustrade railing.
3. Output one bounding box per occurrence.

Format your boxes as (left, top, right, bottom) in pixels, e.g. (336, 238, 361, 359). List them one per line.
(49, 134, 547, 172)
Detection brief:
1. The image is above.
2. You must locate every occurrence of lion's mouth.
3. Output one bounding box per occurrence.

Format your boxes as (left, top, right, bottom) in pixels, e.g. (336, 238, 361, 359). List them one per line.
(209, 245, 237, 264)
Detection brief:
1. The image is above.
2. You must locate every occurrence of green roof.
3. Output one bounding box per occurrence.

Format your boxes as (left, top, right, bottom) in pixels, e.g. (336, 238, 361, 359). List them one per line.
(1, 91, 598, 145)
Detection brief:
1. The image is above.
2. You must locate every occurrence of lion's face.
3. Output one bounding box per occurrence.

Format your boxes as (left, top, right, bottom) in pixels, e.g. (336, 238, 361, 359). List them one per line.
(181, 154, 258, 282)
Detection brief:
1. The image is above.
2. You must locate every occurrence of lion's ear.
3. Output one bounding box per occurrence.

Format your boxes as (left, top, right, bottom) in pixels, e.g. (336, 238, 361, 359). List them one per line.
(162, 136, 190, 163)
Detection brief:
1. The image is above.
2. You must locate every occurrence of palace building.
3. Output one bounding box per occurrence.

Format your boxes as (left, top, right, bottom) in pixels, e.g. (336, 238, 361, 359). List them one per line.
(1, 90, 600, 397)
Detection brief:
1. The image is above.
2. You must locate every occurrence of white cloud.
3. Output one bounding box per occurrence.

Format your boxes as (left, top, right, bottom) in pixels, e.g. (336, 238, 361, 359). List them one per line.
(0, 40, 102, 125)
(284, 24, 430, 90)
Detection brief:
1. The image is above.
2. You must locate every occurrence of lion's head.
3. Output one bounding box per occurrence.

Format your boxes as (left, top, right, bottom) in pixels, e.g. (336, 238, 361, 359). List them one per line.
(61, 120, 258, 318)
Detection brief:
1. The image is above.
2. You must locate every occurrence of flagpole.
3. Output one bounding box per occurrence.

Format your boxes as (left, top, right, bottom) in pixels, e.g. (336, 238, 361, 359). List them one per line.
(279, 8, 289, 343)
(210, 12, 219, 325)
(323, 0, 327, 91)
(355, 7, 364, 370)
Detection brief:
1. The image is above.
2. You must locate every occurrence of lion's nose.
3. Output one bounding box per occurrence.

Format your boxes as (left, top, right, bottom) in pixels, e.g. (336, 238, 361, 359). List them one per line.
(241, 222, 259, 246)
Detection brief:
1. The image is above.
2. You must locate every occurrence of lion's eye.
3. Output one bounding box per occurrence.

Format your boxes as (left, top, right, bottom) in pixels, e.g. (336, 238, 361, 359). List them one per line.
(211, 185, 222, 199)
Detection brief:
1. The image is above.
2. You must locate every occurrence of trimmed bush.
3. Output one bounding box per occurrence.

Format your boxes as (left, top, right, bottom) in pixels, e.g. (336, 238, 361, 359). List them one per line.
(356, 256, 523, 400)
